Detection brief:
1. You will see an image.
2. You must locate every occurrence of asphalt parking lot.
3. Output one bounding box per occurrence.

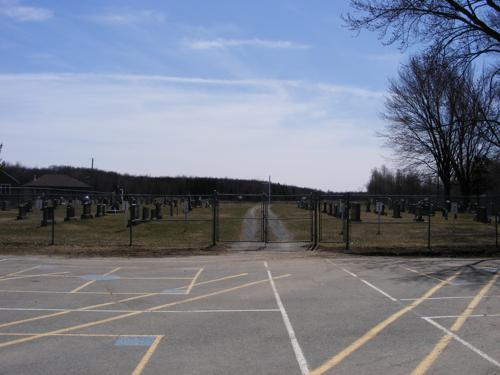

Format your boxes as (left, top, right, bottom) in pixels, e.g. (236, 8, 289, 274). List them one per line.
(0, 252, 498, 374)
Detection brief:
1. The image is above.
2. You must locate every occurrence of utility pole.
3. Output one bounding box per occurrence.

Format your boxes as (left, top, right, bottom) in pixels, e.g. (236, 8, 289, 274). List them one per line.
(91, 157, 94, 169)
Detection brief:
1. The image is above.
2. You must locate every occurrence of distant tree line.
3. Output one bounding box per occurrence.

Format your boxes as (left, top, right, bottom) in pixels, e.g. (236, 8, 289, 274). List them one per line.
(4, 163, 315, 196)
(366, 163, 500, 196)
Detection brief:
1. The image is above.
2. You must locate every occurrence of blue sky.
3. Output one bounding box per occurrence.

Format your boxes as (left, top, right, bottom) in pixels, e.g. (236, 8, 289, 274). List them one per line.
(0, 0, 408, 191)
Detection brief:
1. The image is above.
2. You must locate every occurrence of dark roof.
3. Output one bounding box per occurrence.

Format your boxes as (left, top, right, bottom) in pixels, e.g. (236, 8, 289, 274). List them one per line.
(23, 174, 92, 189)
(0, 170, 20, 185)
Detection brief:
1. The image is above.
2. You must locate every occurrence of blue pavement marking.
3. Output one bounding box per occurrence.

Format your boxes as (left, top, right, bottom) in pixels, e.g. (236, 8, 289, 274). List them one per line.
(114, 336, 156, 346)
(80, 274, 121, 281)
(482, 267, 499, 273)
(161, 288, 187, 295)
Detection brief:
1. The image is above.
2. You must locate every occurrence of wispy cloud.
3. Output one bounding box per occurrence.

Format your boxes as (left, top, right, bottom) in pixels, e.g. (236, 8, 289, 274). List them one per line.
(185, 38, 310, 50)
(0, 73, 384, 190)
(0, 0, 52, 22)
(88, 9, 165, 25)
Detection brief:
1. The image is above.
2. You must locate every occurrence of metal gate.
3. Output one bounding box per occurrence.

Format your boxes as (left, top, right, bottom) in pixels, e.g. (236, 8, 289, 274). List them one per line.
(214, 193, 315, 244)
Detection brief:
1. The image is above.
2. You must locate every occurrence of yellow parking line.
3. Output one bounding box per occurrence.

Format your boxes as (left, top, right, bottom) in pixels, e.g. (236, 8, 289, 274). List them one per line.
(70, 267, 121, 294)
(400, 266, 453, 284)
(120, 277, 193, 280)
(178, 273, 248, 289)
(0, 332, 157, 337)
(0, 272, 250, 328)
(410, 272, 499, 375)
(80, 293, 159, 311)
(0, 274, 290, 350)
(185, 268, 204, 295)
(0, 273, 249, 295)
(308, 271, 461, 375)
(0, 265, 40, 279)
(131, 335, 164, 375)
(0, 272, 69, 282)
(0, 311, 71, 329)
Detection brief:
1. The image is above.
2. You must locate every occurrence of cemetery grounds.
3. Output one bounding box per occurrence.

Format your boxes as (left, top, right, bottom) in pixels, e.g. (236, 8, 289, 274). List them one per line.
(0, 194, 498, 254)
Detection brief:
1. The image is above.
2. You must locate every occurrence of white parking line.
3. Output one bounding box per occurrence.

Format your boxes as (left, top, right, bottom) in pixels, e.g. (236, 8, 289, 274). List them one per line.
(422, 317, 500, 369)
(400, 295, 500, 301)
(264, 261, 309, 375)
(326, 259, 397, 302)
(0, 307, 280, 314)
(423, 313, 500, 319)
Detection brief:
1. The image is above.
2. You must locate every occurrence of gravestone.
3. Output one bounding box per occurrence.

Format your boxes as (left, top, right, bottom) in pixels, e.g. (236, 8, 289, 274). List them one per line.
(64, 204, 76, 221)
(414, 206, 424, 222)
(155, 202, 163, 220)
(400, 200, 406, 213)
(328, 203, 333, 216)
(142, 206, 150, 222)
(351, 203, 361, 222)
(392, 201, 402, 219)
(81, 203, 93, 219)
(476, 207, 489, 223)
(380, 203, 386, 216)
(150, 208, 156, 221)
(96, 204, 104, 218)
(333, 204, 339, 218)
(365, 201, 371, 213)
(169, 200, 174, 217)
(339, 201, 345, 219)
(16, 204, 27, 220)
(41, 206, 55, 227)
(128, 204, 139, 226)
(322, 202, 327, 213)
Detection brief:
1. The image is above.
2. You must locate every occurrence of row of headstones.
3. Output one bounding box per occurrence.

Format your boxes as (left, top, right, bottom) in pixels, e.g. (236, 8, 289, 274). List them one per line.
(302, 200, 431, 222)
(321, 200, 492, 224)
(127, 203, 163, 226)
(15, 201, 107, 226)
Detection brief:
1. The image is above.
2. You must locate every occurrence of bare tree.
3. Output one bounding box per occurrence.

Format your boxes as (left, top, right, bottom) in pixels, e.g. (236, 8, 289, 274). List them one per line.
(344, 0, 500, 64)
(449, 69, 493, 195)
(382, 51, 494, 197)
(383, 52, 456, 197)
(477, 73, 500, 148)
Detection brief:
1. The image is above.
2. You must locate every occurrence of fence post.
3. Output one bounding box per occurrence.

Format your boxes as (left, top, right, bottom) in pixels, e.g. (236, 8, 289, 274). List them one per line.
(260, 193, 268, 243)
(318, 193, 322, 245)
(495, 201, 498, 249)
(427, 198, 431, 250)
(129, 204, 133, 247)
(345, 193, 350, 251)
(212, 190, 217, 246)
(309, 193, 314, 244)
(50, 205, 55, 246)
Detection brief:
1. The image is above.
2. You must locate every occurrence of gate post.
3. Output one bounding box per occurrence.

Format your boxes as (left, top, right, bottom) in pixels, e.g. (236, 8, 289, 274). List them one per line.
(263, 193, 268, 243)
(50, 205, 55, 246)
(345, 193, 350, 250)
(314, 192, 319, 247)
(212, 190, 218, 246)
(309, 192, 314, 244)
(427, 197, 431, 250)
